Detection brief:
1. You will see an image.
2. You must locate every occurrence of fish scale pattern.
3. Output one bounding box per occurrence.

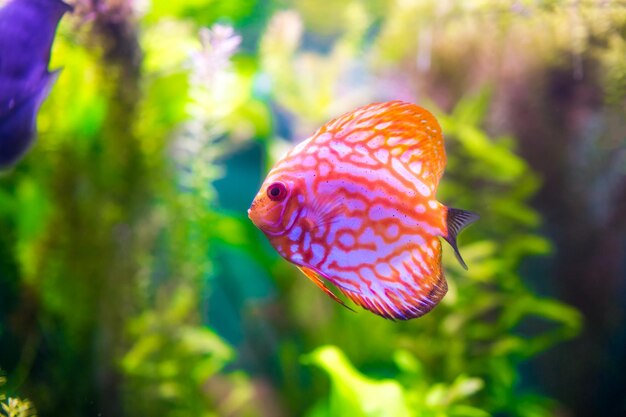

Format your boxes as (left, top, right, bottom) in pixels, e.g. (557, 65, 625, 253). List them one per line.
(250, 101, 454, 320)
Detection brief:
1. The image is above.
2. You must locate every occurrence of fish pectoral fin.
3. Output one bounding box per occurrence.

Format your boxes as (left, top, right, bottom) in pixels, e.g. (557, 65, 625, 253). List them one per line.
(444, 207, 479, 270)
(307, 195, 346, 233)
(297, 266, 355, 312)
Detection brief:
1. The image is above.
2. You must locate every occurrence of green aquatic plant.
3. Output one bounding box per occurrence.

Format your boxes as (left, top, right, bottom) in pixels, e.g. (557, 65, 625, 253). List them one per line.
(0, 375, 35, 417)
(0, 7, 264, 416)
(306, 346, 488, 417)
(120, 21, 265, 417)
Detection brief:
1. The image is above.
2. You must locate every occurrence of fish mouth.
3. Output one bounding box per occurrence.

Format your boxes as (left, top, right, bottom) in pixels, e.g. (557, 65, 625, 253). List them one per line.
(247, 198, 287, 236)
(248, 199, 271, 230)
(247, 202, 260, 227)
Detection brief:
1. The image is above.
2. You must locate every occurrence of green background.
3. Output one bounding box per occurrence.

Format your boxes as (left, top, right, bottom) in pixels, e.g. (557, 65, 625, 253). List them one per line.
(1, 1, 625, 416)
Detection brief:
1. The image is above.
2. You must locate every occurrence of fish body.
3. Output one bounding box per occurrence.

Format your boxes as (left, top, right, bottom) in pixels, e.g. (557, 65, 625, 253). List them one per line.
(248, 101, 477, 320)
(0, 0, 71, 169)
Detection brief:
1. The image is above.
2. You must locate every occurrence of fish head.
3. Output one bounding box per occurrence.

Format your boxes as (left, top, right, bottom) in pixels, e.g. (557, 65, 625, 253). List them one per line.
(248, 172, 303, 238)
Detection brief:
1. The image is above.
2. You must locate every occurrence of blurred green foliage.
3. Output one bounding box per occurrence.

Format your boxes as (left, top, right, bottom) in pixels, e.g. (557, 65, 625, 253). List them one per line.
(306, 346, 488, 417)
(3, 0, 625, 416)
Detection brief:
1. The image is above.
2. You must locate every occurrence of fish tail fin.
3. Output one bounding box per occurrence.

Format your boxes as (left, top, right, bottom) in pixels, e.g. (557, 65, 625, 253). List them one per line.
(444, 207, 479, 270)
(42, 70, 61, 98)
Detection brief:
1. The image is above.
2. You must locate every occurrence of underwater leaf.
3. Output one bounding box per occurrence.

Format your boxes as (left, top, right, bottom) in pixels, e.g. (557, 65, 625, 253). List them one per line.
(142, 20, 196, 74)
(0, 188, 13, 215)
(305, 346, 411, 417)
(492, 296, 583, 357)
(393, 350, 424, 376)
(455, 125, 526, 181)
(14, 178, 50, 280)
(448, 375, 485, 401)
(450, 88, 493, 127)
(425, 375, 485, 409)
(502, 296, 582, 333)
(448, 405, 491, 417)
(121, 333, 163, 374)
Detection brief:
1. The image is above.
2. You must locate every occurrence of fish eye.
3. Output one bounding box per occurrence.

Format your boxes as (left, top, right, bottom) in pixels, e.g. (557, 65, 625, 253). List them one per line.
(267, 182, 287, 202)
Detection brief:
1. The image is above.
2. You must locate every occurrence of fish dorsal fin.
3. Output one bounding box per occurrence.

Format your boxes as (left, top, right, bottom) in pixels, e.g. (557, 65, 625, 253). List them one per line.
(297, 266, 355, 312)
(313, 101, 447, 191)
(443, 207, 479, 270)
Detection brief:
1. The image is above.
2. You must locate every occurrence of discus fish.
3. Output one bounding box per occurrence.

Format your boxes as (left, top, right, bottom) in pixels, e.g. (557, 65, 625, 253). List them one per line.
(248, 101, 478, 320)
(0, 0, 71, 169)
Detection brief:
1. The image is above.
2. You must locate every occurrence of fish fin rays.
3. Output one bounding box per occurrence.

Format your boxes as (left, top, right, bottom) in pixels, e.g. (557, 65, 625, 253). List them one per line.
(297, 266, 355, 312)
(297, 263, 448, 320)
(307, 194, 345, 233)
(324, 101, 447, 188)
(337, 266, 448, 321)
(444, 207, 479, 270)
(41, 70, 61, 100)
(310, 238, 448, 320)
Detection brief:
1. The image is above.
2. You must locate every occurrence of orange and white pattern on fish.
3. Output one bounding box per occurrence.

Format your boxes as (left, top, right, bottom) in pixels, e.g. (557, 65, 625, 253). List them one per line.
(249, 101, 476, 320)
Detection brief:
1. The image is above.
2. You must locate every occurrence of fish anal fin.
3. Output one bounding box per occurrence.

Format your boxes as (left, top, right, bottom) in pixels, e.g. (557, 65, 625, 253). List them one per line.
(297, 266, 355, 312)
(338, 268, 448, 321)
(444, 207, 479, 270)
